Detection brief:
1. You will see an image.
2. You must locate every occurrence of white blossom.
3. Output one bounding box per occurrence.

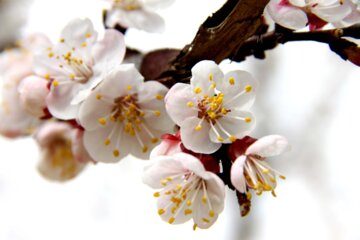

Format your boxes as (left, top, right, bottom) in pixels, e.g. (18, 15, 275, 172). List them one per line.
(165, 60, 257, 154)
(230, 135, 290, 199)
(0, 33, 50, 138)
(104, 0, 174, 33)
(267, 0, 357, 30)
(143, 152, 225, 229)
(78, 64, 174, 163)
(34, 18, 126, 120)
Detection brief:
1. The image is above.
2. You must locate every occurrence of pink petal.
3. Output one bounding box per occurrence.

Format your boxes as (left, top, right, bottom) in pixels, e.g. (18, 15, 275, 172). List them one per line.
(230, 155, 247, 193)
(245, 135, 290, 157)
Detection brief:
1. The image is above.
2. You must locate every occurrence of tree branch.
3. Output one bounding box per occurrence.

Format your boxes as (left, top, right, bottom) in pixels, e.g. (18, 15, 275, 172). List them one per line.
(150, 0, 270, 88)
(232, 24, 360, 64)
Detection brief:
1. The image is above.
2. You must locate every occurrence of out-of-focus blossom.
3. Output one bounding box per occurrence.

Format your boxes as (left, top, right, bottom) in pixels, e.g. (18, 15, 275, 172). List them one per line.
(229, 135, 290, 199)
(79, 64, 174, 163)
(0, 0, 29, 48)
(104, 0, 174, 33)
(143, 152, 225, 229)
(0, 33, 50, 138)
(35, 122, 92, 182)
(34, 18, 126, 120)
(165, 60, 257, 154)
(18, 76, 49, 118)
(267, 0, 358, 30)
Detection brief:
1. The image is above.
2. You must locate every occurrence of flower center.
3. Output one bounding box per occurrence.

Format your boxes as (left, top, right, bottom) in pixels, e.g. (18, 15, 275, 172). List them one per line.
(154, 172, 216, 228)
(197, 93, 230, 123)
(111, 94, 144, 136)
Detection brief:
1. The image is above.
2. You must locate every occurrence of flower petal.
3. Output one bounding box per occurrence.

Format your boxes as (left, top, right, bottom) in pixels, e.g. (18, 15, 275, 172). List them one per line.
(230, 155, 247, 193)
(191, 60, 223, 98)
(245, 135, 290, 157)
(106, 8, 165, 33)
(138, 81, 174, 131)
(142, 0, 175, 9)
(267, 2, 308, 29)
(221, 70, 258, 110)
(180, 117, 221, 154)
(60, 18, 97, 48)
(142, 156, 186, 188)
(165, 83, 197, 126)
(92, 29, 126, 74)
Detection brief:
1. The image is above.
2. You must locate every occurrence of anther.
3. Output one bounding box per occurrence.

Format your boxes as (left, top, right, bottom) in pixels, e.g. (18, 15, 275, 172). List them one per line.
(52, 80, 59, 88)
(187, 101, 194, 108)
(96, 94, 102, 100)
(151, 137, 159, 143)
(113, 149, 120, 157)
(142, 145, 148, 153)
(244, 85, 252, 92)
(168, 217, 175, 224)
(209, 210, 215, 218)
(158, 209, 165, 215)
(104, 138, 111, 146)
(98, 118, 107, 125)
(153, 192, 160, 197)
(202, 196, 207, 204)
(245, 117, 252, 123)
(184, 209, 192, 215)
(154, 111, 161, 117)
(194, 87, 202, 94)
(155, 94, 164, 100)
(229, 77, 235, 85)
(229, 135, 237, 142)
(217, 136, 224, 142)
(209, 73, 213, 81)
(195, 125, 202, 131)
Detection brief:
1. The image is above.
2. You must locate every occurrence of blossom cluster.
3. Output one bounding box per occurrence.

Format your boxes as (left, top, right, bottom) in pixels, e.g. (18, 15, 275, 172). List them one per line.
(267, 0, 360, 30)
(0, 0, 319, 231)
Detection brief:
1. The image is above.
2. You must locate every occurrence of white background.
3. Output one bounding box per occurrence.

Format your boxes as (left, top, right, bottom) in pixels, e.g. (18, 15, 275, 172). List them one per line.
(1, 0, 360, 239)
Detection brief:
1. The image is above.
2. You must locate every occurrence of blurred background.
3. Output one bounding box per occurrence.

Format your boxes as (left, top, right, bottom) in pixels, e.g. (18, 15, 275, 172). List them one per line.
(1, 0, 360, 239)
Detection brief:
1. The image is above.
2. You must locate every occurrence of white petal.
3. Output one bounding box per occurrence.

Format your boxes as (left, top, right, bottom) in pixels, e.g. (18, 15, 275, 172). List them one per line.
(267, 2, 308, 29)
(246, 135, 290, 157)
(149, 138, 182, 158)
(46, 83, 81, 120)
(165, 83, 197, 126)
(156, 191, 192, 224)
(138, 81, 174, 131)
(180, 117, 221, 154)
(191, 60, 223, 98)
(92, 29, 126, 74)
(313, 3, 352, 22)
(98, 64, 144, 98)
(230, 155, 247, 193)
(142, 0, 175, 9)
(221, 70, 257, 110)
(83, 123, 130, 163)
(142, 156, 186, 188)
(78, 89, 114, 131)
(205, 173, 226, 213)
(173, 153, 207, 177)
(106, 8, 165, 33)
(60, 18, 97, 48)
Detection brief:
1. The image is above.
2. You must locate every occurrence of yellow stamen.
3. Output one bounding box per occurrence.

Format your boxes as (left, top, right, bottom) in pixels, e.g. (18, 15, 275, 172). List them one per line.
(81, 42, 87, 47)
(184, 209, 192, 215)
(142, 145, 149, 153)
(168, 217, 175, 224)
(151, 137, 159, 144)
(98, 118, 107, 125)
(209, 73, 213, 81)
(209, 210, 215, 218)
(186, 200, 192, 206)
(158, 209, 165, 215)
(245, 117, 252, 123)
(229, 135, 237, 142)
(194, 87, 202, 94)
(155, 94, 164, 100)
(153, 192, 160, 197)
(187, 101, 194, 108)
(154, 111, 161, 117)
(217, 136, 224, 142)
(104, 138, 111, 146)
(96, 94, 102, 100)
(44, 74, 50, 80)
(202, 196, 207, 204)
(85, 32, 92, 38)
(60, 38, 65, 43)
(195, 125, 202, 131)
(193, 224, 198, 231)
(245, 85, 252, 92)
(229, 77, 235, 85)
(52, 80, 59, 88)
(113, 149, 120, 157)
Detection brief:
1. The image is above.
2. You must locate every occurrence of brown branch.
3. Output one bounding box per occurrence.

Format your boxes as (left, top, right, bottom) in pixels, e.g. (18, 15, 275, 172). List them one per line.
(232, 24, 360, 64)
(151, 0, 270, 88)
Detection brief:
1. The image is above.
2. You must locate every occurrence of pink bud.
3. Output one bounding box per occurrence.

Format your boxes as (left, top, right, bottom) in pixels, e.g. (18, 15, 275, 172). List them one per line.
(18, 75, 49, 118)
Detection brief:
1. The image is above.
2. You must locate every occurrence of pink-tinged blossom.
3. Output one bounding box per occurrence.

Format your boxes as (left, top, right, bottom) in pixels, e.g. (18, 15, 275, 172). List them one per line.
(143, 152, 225, 229)
(267, 0, 356, 30)
(35, 122, 92, 182)
(104, 0, 174, 33)
(78, 64, 174, 163)
(229, 135, 290, 199)
(165, 60, 257, 154)
(0, 33, 50, 138)
(18, 76, 49, 118)
(34, 18, 126, 120)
